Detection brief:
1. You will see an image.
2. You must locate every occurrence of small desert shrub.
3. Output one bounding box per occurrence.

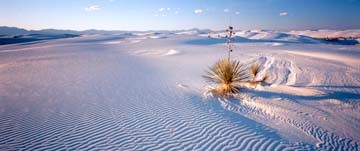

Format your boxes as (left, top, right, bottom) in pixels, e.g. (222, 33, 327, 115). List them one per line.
(203, 59, 249, 96)
(204, 59, 269, 97)
(251, 63, 260, 81)
(248, 63, 268, 87)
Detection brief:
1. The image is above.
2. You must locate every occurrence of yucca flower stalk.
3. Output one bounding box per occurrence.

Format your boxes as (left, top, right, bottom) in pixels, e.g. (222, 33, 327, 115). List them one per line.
(225, 26, 235, 62)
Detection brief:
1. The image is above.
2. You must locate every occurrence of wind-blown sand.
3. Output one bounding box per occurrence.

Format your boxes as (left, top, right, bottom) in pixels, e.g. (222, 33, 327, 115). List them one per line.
(0, 31, 359, 150)
(285, 50, 360, 65)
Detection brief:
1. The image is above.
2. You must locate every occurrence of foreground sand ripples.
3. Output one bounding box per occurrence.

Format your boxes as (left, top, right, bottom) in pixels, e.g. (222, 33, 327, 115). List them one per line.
(0, 34, 359, 150)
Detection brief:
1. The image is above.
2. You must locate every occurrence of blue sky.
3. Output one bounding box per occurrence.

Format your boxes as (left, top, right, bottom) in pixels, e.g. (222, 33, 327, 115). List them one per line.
(1, 0, 360, 31)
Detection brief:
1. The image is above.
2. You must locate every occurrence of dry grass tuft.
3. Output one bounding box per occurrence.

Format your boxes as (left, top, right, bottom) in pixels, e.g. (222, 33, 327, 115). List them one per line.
(247, 63, 269, 87)
(203, 59, 249, 96)
(250, 63, 268, 83)
(251, 63, 260, 81)
(261, 74, 268, 82)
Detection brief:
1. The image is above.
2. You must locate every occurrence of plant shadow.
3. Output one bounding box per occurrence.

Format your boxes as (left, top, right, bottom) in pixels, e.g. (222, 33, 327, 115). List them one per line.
(244, 86, 360, 103)
(184, 36, 359, 46)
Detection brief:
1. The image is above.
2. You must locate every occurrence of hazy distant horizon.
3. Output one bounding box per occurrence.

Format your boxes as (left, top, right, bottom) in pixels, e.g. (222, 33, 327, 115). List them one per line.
(2, 25, 360, 33)
(1, 0, 360, 31)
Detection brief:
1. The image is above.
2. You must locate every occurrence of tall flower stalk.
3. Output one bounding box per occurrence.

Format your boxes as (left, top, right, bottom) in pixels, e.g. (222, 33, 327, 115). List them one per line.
(225, 26, 235, 62)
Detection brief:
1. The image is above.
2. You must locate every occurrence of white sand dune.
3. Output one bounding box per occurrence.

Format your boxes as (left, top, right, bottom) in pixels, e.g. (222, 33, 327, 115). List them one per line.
(0, 30, 359, 150)
(132, 49, 180, 56)
(163, 49, 180, 56)
(288, 29, 360, 38)
(285, 50, 360, 66)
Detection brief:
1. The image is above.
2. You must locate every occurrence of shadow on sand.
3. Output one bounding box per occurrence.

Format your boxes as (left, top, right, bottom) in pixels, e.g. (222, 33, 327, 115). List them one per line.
(245, 86, 360, 102)
(0, 34, 79, 45)
(184, 36, 359, 46)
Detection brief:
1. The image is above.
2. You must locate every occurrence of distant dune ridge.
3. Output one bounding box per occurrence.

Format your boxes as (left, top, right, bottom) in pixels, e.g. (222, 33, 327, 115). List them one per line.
(288, 29, 360, 38)
(1, 26, 360, 45)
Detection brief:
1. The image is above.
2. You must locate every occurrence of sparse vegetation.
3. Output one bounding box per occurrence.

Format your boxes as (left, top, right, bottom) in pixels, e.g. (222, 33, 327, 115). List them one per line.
(203, 59, 268, 96)
(203, 26, 269, 97)
(315, 36, 360, 45)
(203, 59, 248, 96)
(251, 63, 260, 81)
(248, 63, 268, 87)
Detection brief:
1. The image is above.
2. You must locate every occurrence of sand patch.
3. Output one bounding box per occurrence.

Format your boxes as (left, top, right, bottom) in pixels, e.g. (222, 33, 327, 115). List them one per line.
(285, 51, 359, 65)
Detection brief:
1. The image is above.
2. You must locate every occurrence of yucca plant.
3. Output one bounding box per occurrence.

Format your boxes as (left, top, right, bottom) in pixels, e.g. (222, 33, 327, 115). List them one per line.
(203, 26, 270, 97)
(248, 63, 268, 87)
(203, 59, 249, 96)
(251, 63, 260, 81)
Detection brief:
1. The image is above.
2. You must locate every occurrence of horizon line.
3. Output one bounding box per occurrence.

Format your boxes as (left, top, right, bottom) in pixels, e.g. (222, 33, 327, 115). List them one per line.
(1, 25, 360, 32)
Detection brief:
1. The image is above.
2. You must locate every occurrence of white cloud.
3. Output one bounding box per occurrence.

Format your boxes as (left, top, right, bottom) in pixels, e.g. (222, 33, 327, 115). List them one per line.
(224, 8, 230, 12)
(279, 12, 288, 16)
(155, 7, 174, 17)
(158, 8, 171, 12)
(235, 11, 240, 15)
(158, 8, 165, 12)
(85, 5, 101, 11)
(194, 9, 204, 14)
